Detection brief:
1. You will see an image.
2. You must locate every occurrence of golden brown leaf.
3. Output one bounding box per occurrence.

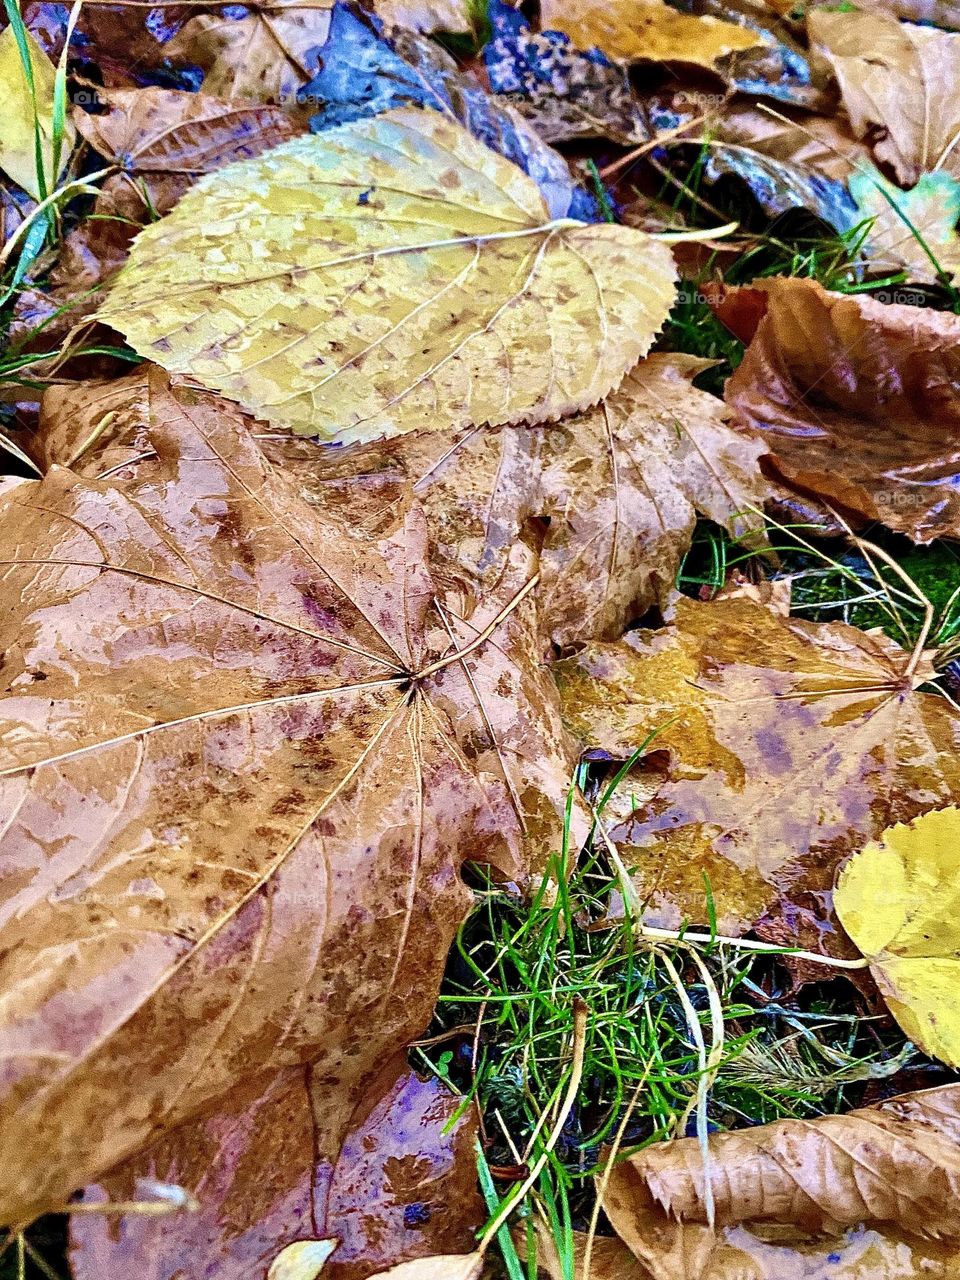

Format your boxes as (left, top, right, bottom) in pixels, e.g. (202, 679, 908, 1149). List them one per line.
(70, 1057, 484, 1279)
(716, 276, 960, 541)
(553, 594, 960, 939)
(97, 107, 677, 442)
(809, 10, 960, 185)
(604, 1084, 960, 1280)
(539, 0, 761, 67)
(257, 353, 770, 648)
(0, 366, 580, 1222)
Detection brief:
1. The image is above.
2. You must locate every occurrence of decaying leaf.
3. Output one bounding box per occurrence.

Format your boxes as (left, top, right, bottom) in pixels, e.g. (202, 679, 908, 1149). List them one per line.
(0, 366, 581, 1222)
(73, 86, 301, 198)
(716, 276, 960, 541)
(519, 1222, 647, 1279)
(259, 354, 770, 648)
(810, 10, 960, 186)
(375, 0, 472, 33)
(97, 107, 677, 442)
(554, 594, 960, 939)
(302, 4, 593, 220)
(848, 163, 960, 284)
(836, 808, 960, 1067)
(163, 0, 333, 102)
(70, 1056, 484, 1279)
(604, 1084, 960, 1280)
(484, 0, 649, 145)
(0, 22, 75, 198)
(539, 0, 762, 68)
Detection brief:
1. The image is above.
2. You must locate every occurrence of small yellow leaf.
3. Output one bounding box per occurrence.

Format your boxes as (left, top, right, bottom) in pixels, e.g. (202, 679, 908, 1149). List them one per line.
(365, 1251, 484, 1279)
(836, 807, 960, 1066)
(0, 24, 75, 198)
(267, 1240, 338, 1280)
(97, 107, 677, 443)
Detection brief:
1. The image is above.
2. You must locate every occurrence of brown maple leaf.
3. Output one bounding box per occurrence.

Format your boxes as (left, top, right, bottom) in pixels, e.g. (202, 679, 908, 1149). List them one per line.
(0, 367, 580, 1222)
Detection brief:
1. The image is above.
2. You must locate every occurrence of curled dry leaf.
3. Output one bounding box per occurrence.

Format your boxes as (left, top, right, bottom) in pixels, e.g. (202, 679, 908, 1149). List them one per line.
(97, 107, 677, 442)
(0, 366, 581, 1222)
(836, 807, 960, 1067)
(716, 276, 960, 541)
(260, 354, 771, 648)
(0, 22, 75, 198)
(553, 594, 960, 941)
(809, 10, 960, 185)
(70, 1057, 484, 1279)
(539, 0, 761, 68)
(604, 1084, 960, 1280)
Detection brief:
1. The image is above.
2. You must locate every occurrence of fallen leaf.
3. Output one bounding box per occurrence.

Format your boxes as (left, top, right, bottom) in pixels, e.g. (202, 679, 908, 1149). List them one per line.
(712, 104, 871, 185)
(715, 276, 960, 540)
(70, 1057, 484, 1279)
(302, 4, 593, 220)
(0, 366, 580, 1221)
(163, 0, 333, 103)
(519, 1222, 647, 1279)
(259, 354, 770, 648)
(267, 1240, 338, 1280)
(0, 22, 75, 198)
(72, 2, 197, 90)
(375, 0, 472, 33)
(553, 594, 960, 939)
(836, 807, 960, 1067)
(364, 1255, 483, 1279)
(810, 10, 960, 186)
(97, 107, 677, 442)
(74, 86, 301, 190)
(834, 0, 960, 23)
(484, 0, 649, 145)
(604, 1084, 960, 1280)
(848, 163, 960, 284)
(686, 0, 832, 109)
(700, 136, 859, 234)
(539, 0, 762, 68)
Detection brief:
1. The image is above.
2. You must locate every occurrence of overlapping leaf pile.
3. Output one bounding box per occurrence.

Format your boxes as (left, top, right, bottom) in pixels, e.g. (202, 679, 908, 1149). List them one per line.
(3, 0, 960, 1277)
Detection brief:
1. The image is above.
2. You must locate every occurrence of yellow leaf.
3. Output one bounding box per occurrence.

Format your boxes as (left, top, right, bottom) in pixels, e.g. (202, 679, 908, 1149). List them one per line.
(267, 1240, 338, 1280)
(540, 0, 762, 67)
(365, 1253, 484, 1279)
(836, 807, 960, 1066)
(97, 107, 677, 443)
(0, 24, 75, 198)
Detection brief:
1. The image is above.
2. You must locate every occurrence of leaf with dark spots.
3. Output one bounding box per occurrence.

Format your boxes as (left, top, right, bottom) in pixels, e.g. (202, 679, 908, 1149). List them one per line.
(302, 2, 596, 220)
(259, 354, 772, 649)
(553, 593, 960, 941)
(0, 366, 582, 1222)
(715, 276, 960, 541)
(70, 1058, 484, 1280)
(483, 0, 648, 147)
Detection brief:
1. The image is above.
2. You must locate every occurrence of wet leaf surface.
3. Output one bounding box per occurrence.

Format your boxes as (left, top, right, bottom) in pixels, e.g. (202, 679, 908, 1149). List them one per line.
(604, 1084, 960, 1280)
(70, 1058, 484, 1280)
(717, 276, 960, 541)
(0, 366, 580, 1222)
(97, 108, 676, 441)
(554, 594, 960, 940)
